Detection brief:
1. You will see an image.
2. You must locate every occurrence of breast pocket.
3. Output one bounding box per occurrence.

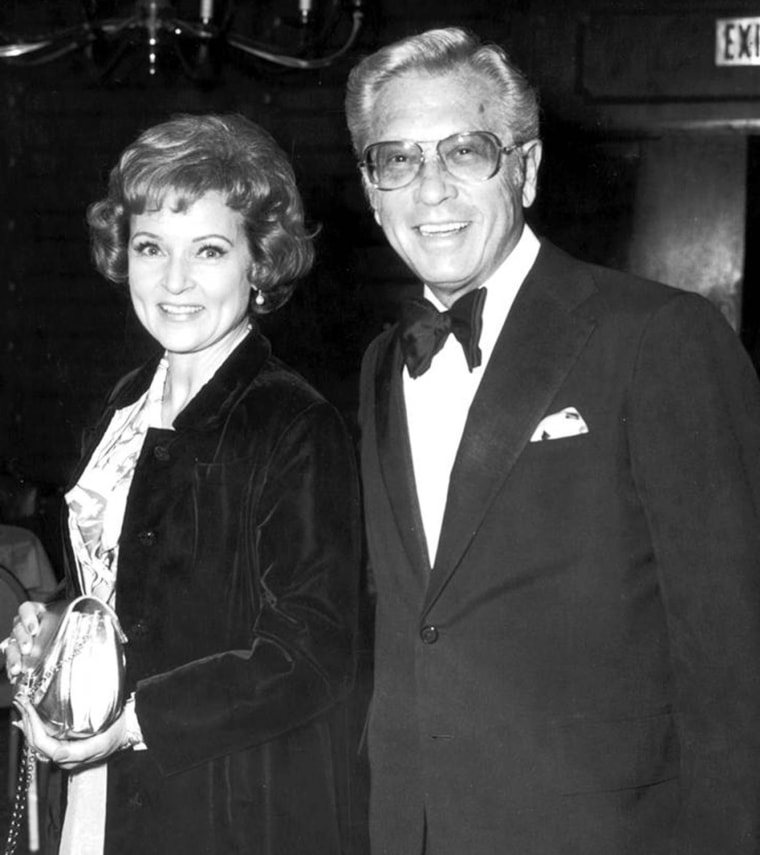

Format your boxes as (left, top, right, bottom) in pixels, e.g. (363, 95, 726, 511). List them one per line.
(515, 430, 601, 519)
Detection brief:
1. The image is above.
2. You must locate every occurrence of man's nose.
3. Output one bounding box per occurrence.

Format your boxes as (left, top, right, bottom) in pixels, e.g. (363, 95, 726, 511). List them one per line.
(416, 153, 457, 204)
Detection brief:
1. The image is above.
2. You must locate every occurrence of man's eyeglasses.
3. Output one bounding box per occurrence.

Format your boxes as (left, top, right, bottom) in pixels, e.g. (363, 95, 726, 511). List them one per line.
(360, 131, 522, 191)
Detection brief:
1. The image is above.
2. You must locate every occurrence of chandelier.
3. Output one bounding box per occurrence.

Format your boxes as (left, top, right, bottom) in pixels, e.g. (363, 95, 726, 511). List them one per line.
(0, 0, 365, 82)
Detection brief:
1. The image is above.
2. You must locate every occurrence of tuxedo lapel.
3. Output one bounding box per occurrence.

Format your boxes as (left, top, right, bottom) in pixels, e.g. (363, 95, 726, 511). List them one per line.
(373, 334, 432, 581)
(425, 245, 598, 610)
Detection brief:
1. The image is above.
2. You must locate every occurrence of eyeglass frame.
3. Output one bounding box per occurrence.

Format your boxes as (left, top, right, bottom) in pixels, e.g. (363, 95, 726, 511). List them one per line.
(359, 130, 525, 191)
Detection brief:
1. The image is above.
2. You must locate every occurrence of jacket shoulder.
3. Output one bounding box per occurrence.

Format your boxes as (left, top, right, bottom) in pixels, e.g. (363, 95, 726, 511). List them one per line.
(538, 240, 728, 327)
(226, 356, 351, 454)
(251, 356, 331, 415)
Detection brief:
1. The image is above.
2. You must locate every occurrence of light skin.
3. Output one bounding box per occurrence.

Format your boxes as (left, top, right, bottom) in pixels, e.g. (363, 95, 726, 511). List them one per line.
(129, 189, 255, 427)
(6, 190, 257, 766)
(365, 70, 542, 308)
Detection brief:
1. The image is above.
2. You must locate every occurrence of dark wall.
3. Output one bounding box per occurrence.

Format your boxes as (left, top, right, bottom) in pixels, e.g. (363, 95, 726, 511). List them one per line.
(0, 1, 535, 485)
(2, 0, 756, 486)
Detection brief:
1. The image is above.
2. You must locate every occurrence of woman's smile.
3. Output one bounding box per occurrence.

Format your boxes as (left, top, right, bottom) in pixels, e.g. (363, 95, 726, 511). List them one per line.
(158, 302, 205, 317)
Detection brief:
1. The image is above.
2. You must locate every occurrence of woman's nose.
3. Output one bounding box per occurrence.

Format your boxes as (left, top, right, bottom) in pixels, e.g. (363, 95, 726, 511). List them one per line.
(162, 255, 192, 293)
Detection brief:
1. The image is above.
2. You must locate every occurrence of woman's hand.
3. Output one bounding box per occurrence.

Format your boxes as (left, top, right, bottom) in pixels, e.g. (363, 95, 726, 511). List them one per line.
(13, 693, 129, 770)
(3, 600, 47, 681)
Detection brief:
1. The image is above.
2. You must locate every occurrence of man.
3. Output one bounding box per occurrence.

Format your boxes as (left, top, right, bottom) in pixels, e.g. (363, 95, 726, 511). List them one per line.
(345, 26, 760, 855)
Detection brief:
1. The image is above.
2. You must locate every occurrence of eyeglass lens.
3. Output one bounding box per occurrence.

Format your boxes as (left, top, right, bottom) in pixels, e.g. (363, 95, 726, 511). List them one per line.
(365, 131, 504, 189)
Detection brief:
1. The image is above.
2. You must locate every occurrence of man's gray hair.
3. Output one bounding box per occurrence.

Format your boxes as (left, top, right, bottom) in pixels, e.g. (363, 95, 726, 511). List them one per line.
(345, 27, 540, 156)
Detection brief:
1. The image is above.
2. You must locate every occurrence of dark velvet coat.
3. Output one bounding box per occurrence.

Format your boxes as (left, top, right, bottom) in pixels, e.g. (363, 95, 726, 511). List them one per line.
(360, 241, 760, 855)
(59, 330, 362, 854)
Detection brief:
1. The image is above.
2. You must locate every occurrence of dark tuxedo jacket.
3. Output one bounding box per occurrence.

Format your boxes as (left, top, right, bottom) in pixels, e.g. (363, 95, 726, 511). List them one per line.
(359, 241, 760, 855)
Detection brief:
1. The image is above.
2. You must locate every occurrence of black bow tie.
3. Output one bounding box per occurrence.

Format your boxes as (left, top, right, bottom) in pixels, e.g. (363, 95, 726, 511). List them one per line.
(399, 287, 487, 379)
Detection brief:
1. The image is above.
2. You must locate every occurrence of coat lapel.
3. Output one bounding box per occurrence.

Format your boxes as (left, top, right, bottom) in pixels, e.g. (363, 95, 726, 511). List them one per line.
(373, 334, 432, 580)
(425, 244, 598, 611)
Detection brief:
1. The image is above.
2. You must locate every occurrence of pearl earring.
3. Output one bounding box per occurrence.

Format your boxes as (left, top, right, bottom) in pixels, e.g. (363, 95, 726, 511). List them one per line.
(254, 289, 265, 307)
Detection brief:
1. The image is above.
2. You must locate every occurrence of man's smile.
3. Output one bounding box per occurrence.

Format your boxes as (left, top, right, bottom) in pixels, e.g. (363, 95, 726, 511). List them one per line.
(415, 221, 470, 237)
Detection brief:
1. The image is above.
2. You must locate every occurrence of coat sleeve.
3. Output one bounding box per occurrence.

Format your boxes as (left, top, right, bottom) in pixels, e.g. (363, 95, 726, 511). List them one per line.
(133, 401, 362, 774)
(628, 292, 760, 853)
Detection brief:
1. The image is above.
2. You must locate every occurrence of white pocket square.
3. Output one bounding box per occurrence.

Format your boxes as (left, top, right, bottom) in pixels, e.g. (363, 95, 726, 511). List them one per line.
(530, 407, 589, 442)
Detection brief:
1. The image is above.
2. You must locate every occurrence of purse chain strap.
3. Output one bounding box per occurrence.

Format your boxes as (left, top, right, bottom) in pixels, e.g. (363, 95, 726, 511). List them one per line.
(22, 613, 97, 700)
(3, 742, 36, 855)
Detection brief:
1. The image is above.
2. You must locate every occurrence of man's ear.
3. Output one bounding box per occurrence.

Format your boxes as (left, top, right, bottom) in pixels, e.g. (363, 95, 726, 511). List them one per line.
(521, 140, 543, 209)
(364, 178, 382, 226)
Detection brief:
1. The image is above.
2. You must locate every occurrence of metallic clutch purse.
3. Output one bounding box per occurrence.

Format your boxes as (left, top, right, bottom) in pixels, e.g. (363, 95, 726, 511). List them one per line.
(14, 595, 128, 739)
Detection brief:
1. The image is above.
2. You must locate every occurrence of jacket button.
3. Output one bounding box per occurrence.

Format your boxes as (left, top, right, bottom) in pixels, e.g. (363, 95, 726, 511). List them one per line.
(128, 791, 144, 808)
(137, 530, 156, 547)
(420, 625, 439, 644)
(153, 444, 170, 462)
(130, 621, 148, 639)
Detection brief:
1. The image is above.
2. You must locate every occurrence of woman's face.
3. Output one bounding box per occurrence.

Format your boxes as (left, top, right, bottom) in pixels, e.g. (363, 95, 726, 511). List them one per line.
(128, 190, 253, 359)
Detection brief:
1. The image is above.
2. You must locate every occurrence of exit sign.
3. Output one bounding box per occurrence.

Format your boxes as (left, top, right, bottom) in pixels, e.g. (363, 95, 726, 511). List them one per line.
(716, 17, 760, 65)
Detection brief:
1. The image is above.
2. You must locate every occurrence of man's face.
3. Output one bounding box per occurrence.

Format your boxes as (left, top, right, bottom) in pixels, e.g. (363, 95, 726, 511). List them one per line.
(365, 70, 542, 307)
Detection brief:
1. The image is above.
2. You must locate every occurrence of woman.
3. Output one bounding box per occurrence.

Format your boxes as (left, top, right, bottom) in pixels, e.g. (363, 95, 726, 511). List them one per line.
(6, 114, 361, 855)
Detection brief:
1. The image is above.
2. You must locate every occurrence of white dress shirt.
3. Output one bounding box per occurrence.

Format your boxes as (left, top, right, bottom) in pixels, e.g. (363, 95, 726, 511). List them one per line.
(403, 226, 540, 565)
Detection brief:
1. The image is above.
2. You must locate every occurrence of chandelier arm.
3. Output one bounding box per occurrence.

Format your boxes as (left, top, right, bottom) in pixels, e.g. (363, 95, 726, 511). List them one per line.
(96, 16, 144, 38)
(0, 16, 141, 62)
(1, 22, 92, 43)
(0, 42, 56, 59)
(0, 37, 94, 64)
(0, 23, 91, 59)
(225, 10, 364, 70)
(171, 20, 213, 39)
(0, 5, 364, 76)
(292, 0, 350, 52)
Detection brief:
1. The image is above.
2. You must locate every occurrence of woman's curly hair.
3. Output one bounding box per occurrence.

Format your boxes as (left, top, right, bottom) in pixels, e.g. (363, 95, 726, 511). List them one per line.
(87, 113, 315, 315)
